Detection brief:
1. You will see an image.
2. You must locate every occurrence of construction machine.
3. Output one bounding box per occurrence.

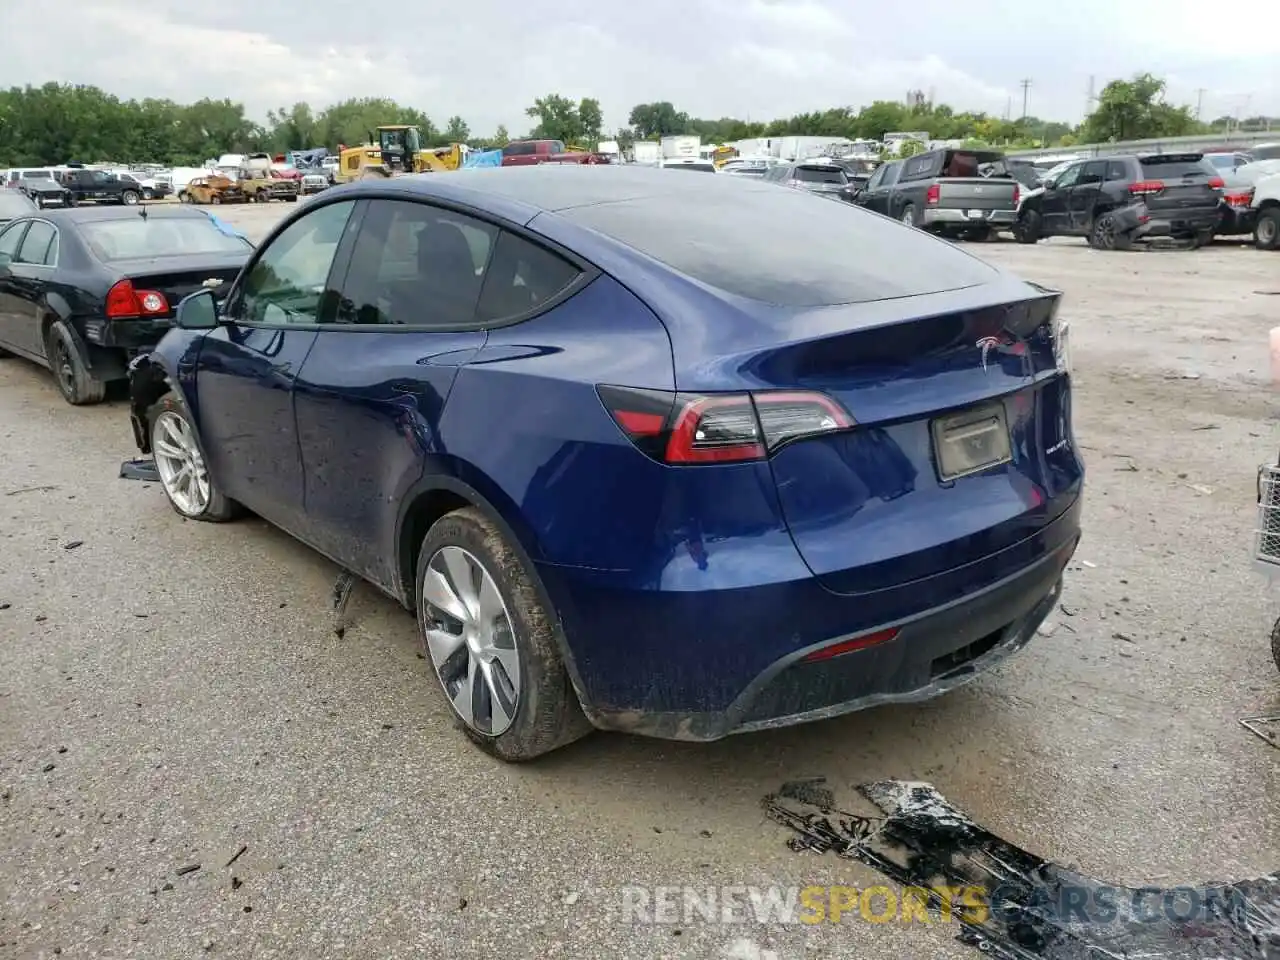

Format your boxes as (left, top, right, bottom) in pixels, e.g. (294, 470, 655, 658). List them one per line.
(335, 126, 467, 182)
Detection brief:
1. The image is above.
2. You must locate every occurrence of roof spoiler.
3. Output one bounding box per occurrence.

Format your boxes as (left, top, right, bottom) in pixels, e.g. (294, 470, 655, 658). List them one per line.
(1137, 152, 1204, 163)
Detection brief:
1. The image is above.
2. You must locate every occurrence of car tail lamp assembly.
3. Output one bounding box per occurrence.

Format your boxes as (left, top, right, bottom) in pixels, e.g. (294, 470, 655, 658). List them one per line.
(105, 279, 169, 319)
(1224, 188, 1255, 207)
(597, 386, 854, 464)
(1128, 180, 1165, 196)
(1206, 176, 1225, 190)
(925, 183, 940, 205)
(802, 627, 900, 663)
(1011, 184, 1020, 207)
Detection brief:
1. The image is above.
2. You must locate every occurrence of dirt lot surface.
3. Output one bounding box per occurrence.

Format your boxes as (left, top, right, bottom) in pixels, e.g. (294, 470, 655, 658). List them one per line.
(1, 201, 1278, 960)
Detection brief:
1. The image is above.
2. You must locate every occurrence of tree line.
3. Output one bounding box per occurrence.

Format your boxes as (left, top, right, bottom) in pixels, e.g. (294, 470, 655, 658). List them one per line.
(0, 74, 1272, 167)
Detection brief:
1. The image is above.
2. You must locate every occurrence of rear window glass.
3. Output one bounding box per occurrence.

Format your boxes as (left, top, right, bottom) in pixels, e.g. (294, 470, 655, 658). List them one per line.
(80, 217, 253, 261)
(1139, 156, 1216, 178)
(943, 152, 1009, 178)
(559, 186, 997, 307)
(794, 166, 846, 184)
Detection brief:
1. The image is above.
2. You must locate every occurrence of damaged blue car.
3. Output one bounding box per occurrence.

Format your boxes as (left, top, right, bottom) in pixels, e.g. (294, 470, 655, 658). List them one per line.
(127, 166, 1083, 761)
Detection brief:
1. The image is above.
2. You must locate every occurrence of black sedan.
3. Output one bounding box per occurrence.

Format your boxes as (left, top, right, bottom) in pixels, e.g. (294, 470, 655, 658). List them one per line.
(0, 190, 37, 225)
(0, 205, 253, 405)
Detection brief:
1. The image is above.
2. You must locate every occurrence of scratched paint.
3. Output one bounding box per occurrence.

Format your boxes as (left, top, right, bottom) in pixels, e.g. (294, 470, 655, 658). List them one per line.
(763, 778, 1280, 959)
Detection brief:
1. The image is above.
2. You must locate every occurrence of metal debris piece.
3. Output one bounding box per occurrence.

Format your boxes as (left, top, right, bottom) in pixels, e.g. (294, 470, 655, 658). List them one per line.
(62, 541, 84, 551)
(225, 844, 247, 867)
(1240, 716, 1280, 750)
(765, 778, 1280, 958)
(331, 570, 356, 639)
(5, 485, 57, 497)
(175, 863, 200, 876)
(119, 459, 161, 483)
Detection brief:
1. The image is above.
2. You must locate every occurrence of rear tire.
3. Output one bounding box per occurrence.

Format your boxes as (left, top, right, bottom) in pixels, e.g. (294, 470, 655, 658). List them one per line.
(148, 394, 240, 522)
(900, 204, 918, 227)
(416, 507, 590, 761)
(45, 320, 106, 406)
(1088, 214, 1132, 251)
(1255, 208, 1280, 251)
(121, 190, 140, 206)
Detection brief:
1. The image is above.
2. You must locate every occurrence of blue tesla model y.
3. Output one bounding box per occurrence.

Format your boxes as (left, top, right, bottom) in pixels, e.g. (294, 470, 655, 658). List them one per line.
(127, 165, 1083, 760)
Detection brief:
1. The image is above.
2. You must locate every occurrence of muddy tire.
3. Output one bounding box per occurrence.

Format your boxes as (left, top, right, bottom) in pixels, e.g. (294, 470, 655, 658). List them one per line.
(900, 204, 918, 228)
(45, 320, 106, 406)
(416, 507, 590, 761)
(1255, 208, 1280, 251)
(147, 393, 240, 522)
(1015, 208, 1042, 244)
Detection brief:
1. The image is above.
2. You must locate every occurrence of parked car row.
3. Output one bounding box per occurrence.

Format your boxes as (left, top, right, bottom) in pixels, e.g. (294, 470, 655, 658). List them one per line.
(0, 167, 1082, 764)
(3, 167, 167, 208)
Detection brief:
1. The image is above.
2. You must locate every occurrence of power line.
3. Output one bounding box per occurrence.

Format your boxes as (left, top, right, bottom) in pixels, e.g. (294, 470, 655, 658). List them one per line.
(1019, 78, 1032, 120)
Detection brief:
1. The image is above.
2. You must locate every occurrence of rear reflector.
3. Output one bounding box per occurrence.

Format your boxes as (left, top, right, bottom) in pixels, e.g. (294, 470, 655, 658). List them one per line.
(1012, 184, 1020, 207)
(597, 385, 854, 465)
(802, 628, 900, 663)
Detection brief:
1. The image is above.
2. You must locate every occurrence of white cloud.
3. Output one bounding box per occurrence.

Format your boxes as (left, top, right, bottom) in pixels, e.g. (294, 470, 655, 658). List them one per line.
(0, 0, 1275, 137)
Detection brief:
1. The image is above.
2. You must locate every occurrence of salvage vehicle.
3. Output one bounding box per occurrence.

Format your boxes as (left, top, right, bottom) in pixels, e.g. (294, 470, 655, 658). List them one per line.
(18, 177, 73, 209)
(1245, 167, 1280, 250)
(1013, 154, 1224, 249)
(0, 206, 251, 404)
(300, 171, 330, 195)
(500, 139, 607, 166)
(1213, 159, 1280, 244)
(856, 148, 1019, 240)
(126, 168, 1081, 761)
(59, 168, 143, 206)
(178, 176, 244, 205)
(236, 168, 300, 203)
(762, 159, 857, 201)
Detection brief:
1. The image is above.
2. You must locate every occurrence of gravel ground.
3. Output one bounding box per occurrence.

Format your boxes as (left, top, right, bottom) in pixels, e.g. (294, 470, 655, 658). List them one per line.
(1, 201, 1278, 960)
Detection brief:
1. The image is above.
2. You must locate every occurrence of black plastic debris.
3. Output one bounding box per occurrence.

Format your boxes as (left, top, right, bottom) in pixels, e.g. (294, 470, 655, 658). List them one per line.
(119, 459, 160, 483)
(331, 571, 355, 639)
(764, 778, 1280, 958)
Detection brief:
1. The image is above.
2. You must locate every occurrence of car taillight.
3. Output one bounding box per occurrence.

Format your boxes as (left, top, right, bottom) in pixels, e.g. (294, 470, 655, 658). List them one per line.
(597, 385, 854, 464)
(1128, 180, 1165, 196)
(1012, 184, 1020, 207)
(1206, 176, 1225, 190)
(1224, 189, 1254, 206)
(925, 183, 940, 205)
(105, 279, 169, 319)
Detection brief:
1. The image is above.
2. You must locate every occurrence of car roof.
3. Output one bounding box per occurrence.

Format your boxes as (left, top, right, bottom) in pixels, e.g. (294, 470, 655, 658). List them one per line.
(324, 165, 789, 220)
(41, 206, 211, 225)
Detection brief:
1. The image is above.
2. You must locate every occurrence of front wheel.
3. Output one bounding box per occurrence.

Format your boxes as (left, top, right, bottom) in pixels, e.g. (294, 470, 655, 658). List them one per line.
(416, 507, 590, 761)
(148, 394, 239, 522)
(1255, 209, 1280, 251)
(1015, 208, 1042, 244)
(45, 320, 106, 406)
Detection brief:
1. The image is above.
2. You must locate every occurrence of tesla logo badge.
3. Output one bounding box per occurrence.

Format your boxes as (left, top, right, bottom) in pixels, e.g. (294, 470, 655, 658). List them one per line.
(977, 336, 1002, 371)
(201, 278, 222, 288)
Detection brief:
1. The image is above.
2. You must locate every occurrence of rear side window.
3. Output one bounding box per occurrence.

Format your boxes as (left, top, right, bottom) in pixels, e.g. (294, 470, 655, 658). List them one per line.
(559, 186, 997, 307)
(0, 222, 27, 258)
(1105, 161, 1129, 182)
(16, 221, 55, 264)
(794, 166, 846, 184)
(476, 231, 581, 323)
(503, 142, 535, 157)
(900, 153, 935, 180)
(337, 199, 498, 327)
(1139, 156, 1216, 179)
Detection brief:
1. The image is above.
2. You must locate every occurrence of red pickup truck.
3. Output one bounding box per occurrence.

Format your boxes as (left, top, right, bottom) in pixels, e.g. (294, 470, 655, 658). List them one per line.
(501, 139, 607, 166)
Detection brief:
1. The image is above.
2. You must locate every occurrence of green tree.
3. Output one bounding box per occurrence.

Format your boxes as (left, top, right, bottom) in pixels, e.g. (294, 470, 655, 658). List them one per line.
(627, 102, 688, 139)
(525, 94, 582, 142)
(1081, 73, 1200, 142)
(577, 98, 603, 145)
(266, 102, 318, 152)
(443, 116, 470, 143)
(898, 139, 926, 157)
(492, 124, 509, 146)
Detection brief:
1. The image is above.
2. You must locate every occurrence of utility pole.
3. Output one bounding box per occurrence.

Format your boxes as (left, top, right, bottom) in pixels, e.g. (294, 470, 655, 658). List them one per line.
(1195, 88, 1206, 121)
(1019, 78, 1032, 120)
(1086, 75, 1095, 116)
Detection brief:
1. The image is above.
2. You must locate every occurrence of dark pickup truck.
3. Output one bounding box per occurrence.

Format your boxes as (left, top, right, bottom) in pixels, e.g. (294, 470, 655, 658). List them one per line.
(1013, 153, 1224, 249)
(59, 169, 143, 206)
(855, 148, 1020, 240)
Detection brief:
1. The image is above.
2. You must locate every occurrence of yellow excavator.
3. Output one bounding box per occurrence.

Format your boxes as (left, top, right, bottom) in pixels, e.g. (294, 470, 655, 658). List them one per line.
(335, 126, 466, 181)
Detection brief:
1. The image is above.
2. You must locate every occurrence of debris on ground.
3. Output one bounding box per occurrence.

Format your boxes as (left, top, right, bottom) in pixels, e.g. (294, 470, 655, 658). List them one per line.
(61, 541, 83, 551)
(331, 570, 356, 639)
(5, 485, 57, 497)
(119, 459, 160, 483)
(175, 863, 201, 877)
(225, 844, 247, 867)
(765, 779, 1280, 958)
(1239, 716, 1280, 750)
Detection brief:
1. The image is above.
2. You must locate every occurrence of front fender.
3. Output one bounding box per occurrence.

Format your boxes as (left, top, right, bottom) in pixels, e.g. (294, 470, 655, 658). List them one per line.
(126, 330, 207, 453)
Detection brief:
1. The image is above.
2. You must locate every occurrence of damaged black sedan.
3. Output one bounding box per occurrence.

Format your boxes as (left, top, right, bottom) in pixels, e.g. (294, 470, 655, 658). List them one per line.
(0, 205, 251, 405)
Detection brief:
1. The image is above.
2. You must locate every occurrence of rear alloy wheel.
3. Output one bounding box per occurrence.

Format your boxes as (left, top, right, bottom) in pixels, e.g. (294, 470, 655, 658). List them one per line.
(45, 320, 105, 406)
(148, 395, 238, 521)
(1089, 214, 1131, 251)
(417, 507, 589, 761)
(1014, 209, 1042, 244)
(1255, 209, 1280, 251)
(900, 204, 918, 227)
(120, 190, 140, 205)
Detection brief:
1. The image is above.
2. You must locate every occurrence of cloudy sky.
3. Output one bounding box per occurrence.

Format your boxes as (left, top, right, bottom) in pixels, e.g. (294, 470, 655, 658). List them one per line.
(2, 0, 1277, 136)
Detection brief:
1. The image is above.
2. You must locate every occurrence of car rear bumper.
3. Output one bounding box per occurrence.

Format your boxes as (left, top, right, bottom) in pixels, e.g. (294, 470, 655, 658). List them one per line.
(83, 317, 172, 352)
(923, 207, 1017, 227)
(1137, 207, 1220, 237)
(1216, 206, 1256, 235)
(546, 494, 1081, 740)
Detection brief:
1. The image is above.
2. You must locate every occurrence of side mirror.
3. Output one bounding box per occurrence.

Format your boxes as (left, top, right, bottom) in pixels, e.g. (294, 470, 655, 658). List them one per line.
(0, 251, 10, 266)
(175, 289, 219, 330)
(1042, 179, 1056, 190)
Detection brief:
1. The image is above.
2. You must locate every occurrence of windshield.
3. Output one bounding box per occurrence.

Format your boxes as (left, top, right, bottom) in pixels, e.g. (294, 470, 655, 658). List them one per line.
(0, 193, 36, 218)
(80, 216, 253, 261)
(795, 166, 847, 185)
(1207, 155, 1236, 170)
